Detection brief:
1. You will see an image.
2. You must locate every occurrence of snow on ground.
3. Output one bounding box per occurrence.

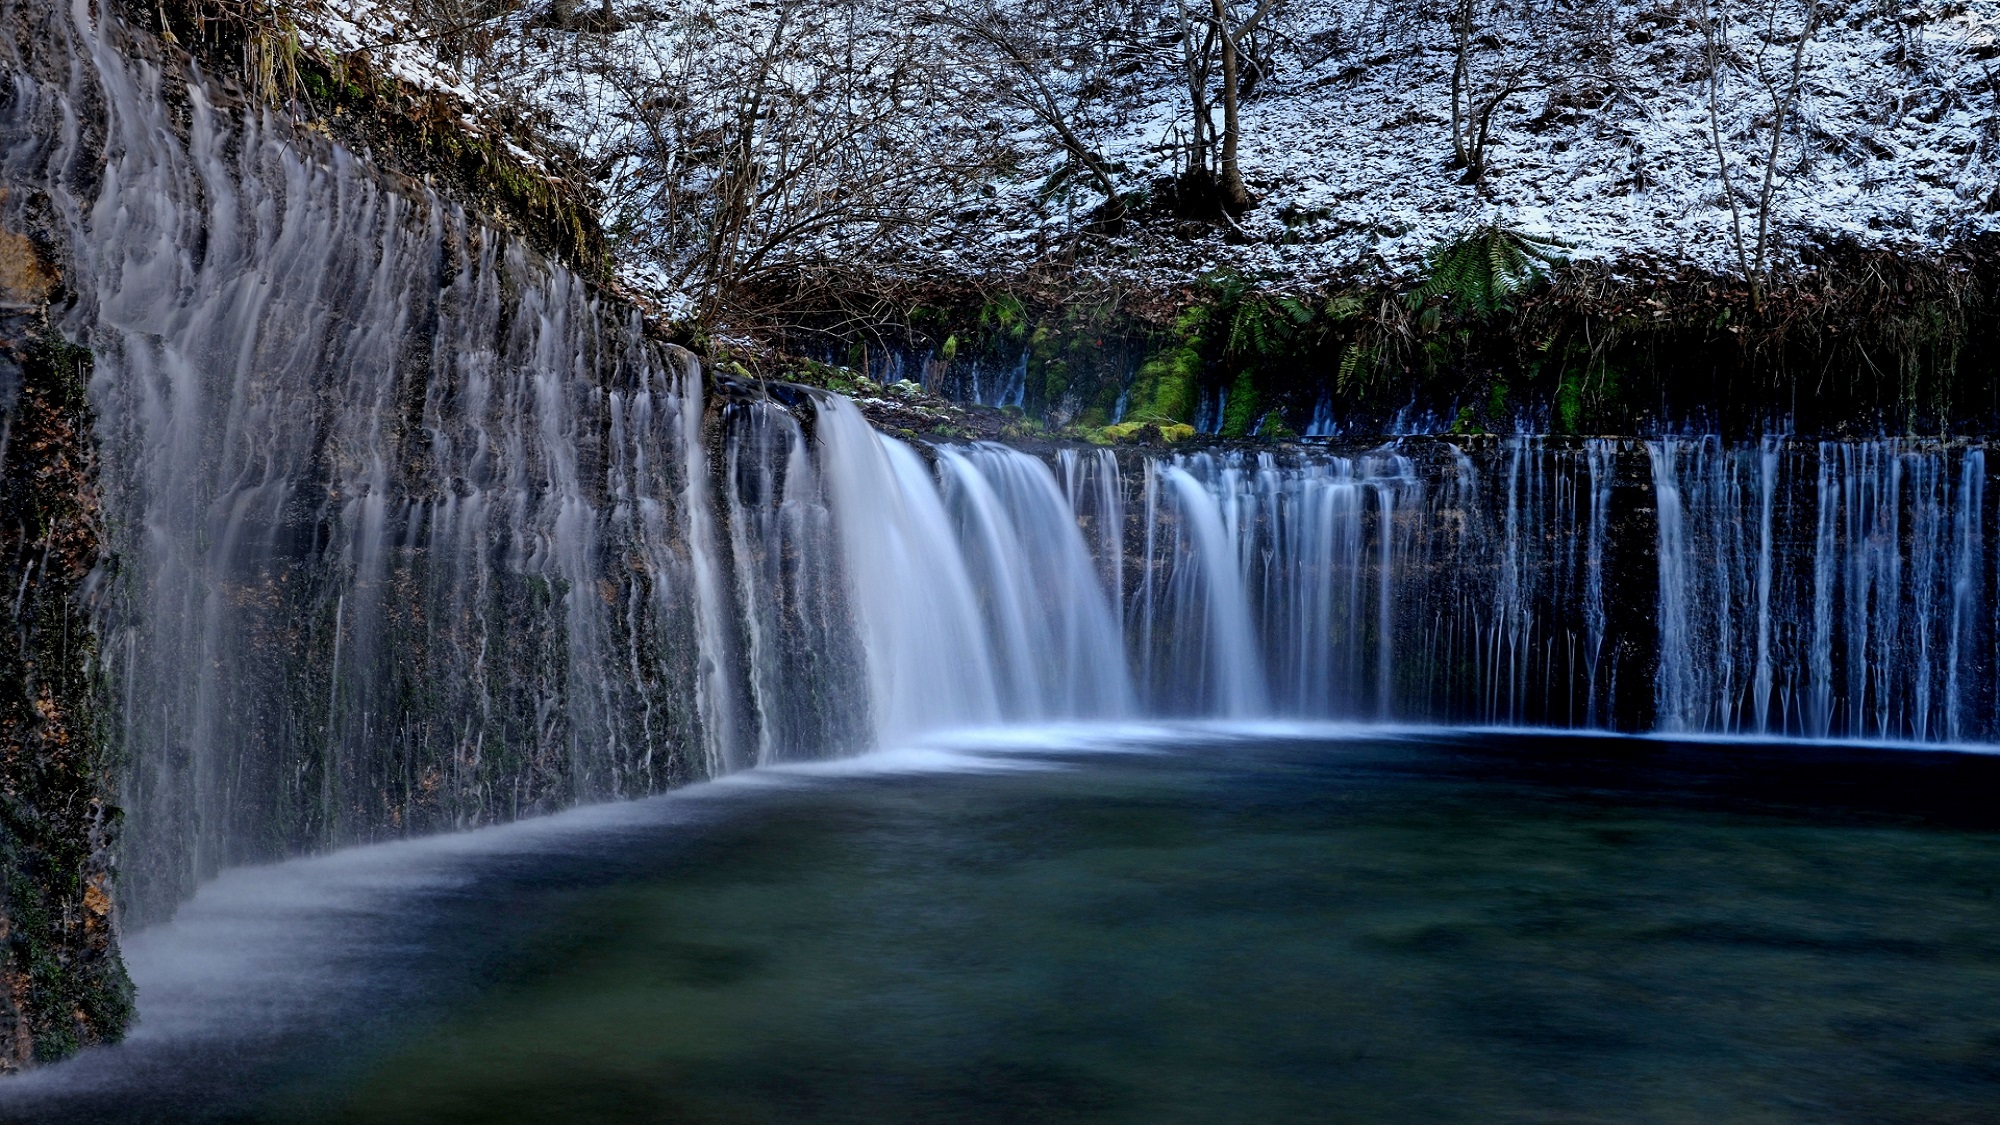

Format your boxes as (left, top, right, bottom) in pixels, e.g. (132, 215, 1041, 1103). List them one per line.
(288, 0, 2000, 303)
(289, 0, 491, 120)
(1190, 0, 2000, 280)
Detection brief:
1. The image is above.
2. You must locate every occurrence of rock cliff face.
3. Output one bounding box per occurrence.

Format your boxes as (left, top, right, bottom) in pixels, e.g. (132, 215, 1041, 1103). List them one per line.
(0, 224, 130, 1068)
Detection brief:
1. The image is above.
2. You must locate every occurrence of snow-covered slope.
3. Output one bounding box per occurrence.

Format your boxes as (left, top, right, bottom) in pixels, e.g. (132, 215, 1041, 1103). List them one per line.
(289, 0, 1999, 304)
(1166, 0, 1998, 280)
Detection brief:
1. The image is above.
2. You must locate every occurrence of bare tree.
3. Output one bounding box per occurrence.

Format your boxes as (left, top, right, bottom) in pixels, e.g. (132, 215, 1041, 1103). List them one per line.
(1171, 0, 1220, 200)
(1448, 0, 1532, 186)
(938, 2, 1126, 219)
(1169, 0, 1278, 216)
(1695, 0, 1754, 280)
(1696, 0, 1823, 303)
(1748, 0, 1823, 294)
(531, 0, 996, 324)
(1211, 0, 1278, 211)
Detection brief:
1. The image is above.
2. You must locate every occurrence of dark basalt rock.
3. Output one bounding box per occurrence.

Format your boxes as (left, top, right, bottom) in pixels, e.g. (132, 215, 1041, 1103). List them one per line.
(0, 232, 133, 1066)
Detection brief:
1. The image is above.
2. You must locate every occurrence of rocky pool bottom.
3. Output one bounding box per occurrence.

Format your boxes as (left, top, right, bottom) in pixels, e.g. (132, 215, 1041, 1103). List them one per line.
(1, 726, 1997, 1125)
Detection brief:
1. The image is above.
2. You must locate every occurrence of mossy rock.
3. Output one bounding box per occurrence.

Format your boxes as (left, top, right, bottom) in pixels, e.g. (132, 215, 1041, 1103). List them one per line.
(1094, 421, 1196, 444)
(1220, 370, 1263, 438)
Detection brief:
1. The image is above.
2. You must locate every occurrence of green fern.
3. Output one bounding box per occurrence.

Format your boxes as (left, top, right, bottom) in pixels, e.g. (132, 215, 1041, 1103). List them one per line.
(979, 294, 1029, 342)
(1335, 341, 1371, 393)
(1324, 292, 1367, 322)
(1221, 292, 1314, 360)
(1408, 224, 1568, 317)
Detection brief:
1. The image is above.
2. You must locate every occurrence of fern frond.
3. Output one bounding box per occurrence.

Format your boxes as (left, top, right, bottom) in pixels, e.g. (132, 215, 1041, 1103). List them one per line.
(1410, 222, 1563, 316)
(1337, 342, 1365, 392)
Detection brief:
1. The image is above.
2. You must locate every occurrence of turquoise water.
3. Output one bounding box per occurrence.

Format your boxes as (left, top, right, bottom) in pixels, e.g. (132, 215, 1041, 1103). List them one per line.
(7, 729, 2000, 1123)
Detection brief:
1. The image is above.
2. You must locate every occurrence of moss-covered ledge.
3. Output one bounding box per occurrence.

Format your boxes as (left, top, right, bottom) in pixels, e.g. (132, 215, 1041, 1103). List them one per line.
(741, 234, 2000, 442)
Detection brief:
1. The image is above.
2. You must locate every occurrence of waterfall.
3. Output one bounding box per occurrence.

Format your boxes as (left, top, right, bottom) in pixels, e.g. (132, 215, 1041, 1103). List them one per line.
(1644, 438, 1991, 742)
(1057, 447, 1125, 618)
(812, 397, 1132, 744)
(1582, 439, 1616, 724)
(6, 5, 1146, 919)
(1071, 436, 2000, 745)
(720, 398, 867, 766)
(1115, 441, 1634, 728)
(1647, 437, 1704, 730)
(936, 443, 1132, 720)
(813, 394, 1003, 743)
(1947, 451, 1984, 742)
(1138, 451, 1413, 718)
(13, 2, 2000, 949)
(1157, 462, 1268, 715)
(20, 7, 748, 915)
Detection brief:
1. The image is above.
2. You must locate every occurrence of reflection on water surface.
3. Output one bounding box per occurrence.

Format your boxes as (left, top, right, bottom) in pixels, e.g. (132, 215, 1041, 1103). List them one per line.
(5, 727, 1999, 1125)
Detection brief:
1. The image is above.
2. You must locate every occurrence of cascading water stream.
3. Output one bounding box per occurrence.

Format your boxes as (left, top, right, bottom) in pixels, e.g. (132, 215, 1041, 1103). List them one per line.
(810, 396, 1134, 744)
(1155, 463, 1269, 717)
(1647, 437, 1991, 742)
(1084, 435, 2000, 746)
(811, 395, 1006, 743)
(936, 442, 1133, 719)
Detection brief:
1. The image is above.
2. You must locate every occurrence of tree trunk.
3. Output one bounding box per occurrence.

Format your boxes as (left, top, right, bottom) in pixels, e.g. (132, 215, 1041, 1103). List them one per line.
(1451, 0, 1473, 172)
(1177, 0, 1212, 178)
(1213, 0, 1255, 213)
(1750, 0, 1823, 309)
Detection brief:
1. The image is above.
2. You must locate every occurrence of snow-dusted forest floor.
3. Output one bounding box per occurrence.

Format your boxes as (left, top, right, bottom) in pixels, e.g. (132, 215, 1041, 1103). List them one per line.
(1124, 2, 1997, 277)
(285, 0, 1999, 307)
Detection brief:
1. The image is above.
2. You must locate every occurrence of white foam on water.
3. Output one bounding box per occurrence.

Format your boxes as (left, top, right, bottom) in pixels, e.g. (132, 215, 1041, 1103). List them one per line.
(1436, 722, 2000, 759)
